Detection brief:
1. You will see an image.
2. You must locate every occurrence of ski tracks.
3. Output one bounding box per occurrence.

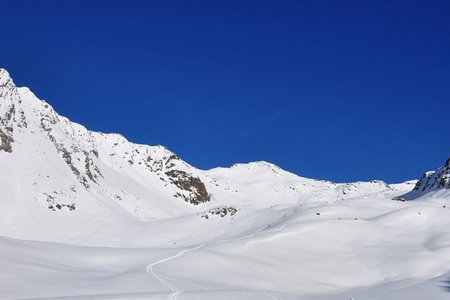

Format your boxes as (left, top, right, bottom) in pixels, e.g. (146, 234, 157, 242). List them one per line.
(146, 244, 207, 299)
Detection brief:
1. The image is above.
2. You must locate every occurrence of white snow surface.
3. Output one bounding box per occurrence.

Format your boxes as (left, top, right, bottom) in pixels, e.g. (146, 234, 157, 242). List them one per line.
(1, 68, 450, 299)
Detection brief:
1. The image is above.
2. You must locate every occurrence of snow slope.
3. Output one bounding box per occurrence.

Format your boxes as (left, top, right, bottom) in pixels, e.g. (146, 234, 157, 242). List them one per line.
(1, 68, 450, 299)
(1, 194, 450, 299)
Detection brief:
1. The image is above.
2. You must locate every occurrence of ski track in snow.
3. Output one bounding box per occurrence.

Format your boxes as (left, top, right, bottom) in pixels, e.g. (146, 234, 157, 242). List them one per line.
(146, 244, 207, 299)
(146, 221, 290, 299)
(144, 204, 299, 299)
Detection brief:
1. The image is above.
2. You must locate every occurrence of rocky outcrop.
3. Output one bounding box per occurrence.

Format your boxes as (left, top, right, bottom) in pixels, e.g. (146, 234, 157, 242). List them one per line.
(0, 69, 27, 152)
(398, 157, 450, 200)
(201, 207, 238, 219)
(166, 169, 211, 205)
(0, 128, 13, 152)
(413, 158, 450, 191)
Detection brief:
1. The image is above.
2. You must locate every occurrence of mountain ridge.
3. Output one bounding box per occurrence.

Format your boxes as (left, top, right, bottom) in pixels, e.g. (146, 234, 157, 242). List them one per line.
(0, 68, 444, 248)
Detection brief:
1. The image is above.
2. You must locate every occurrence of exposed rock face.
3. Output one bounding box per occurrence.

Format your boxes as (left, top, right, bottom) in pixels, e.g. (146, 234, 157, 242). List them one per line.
(0, 69, 27, 152)
(398, 157, 450, 200)
(413, 158, 450, 191)
(201, 207, 238, 219)
(0, 128, 13, 152)
(166, 170, 211, 205)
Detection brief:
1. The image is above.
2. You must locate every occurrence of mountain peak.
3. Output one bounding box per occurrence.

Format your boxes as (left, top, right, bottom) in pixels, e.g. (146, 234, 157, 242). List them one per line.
(0, 68, 15, 90)
(0, 68, 10, 79)
(399, 157, 450, 200)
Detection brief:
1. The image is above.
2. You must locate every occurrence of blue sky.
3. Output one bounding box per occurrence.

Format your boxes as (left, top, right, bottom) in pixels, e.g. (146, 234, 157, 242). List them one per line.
(1, 0, 449, 183)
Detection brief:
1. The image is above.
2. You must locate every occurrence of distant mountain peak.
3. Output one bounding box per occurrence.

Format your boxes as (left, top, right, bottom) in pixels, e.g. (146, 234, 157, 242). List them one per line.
(399, 157, 450, 200)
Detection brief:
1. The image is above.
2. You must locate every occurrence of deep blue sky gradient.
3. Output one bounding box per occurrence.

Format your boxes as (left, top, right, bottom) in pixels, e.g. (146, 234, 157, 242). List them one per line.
(1, 0, 449, 182)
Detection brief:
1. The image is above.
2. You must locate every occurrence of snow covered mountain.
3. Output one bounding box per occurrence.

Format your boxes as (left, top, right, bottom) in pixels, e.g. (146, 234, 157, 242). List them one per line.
(399, 158, 450, 200)
(1, 68, 449, 300)
(0, 67, 414, 246)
